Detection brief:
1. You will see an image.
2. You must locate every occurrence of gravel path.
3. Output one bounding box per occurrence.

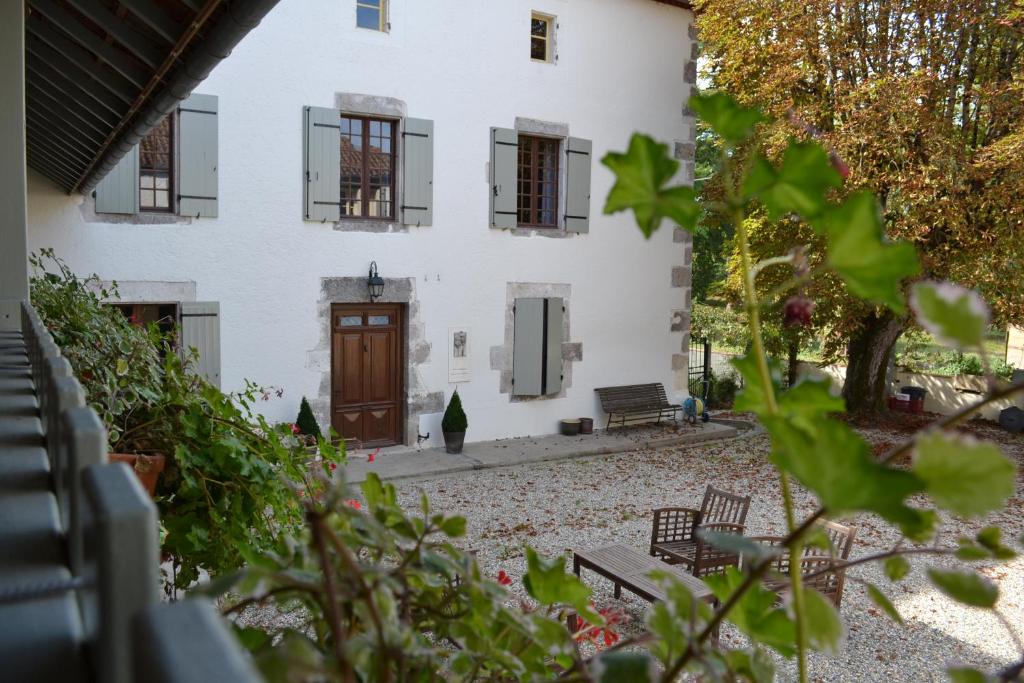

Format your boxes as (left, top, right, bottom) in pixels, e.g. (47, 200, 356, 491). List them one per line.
(390, 421, 1024, 682)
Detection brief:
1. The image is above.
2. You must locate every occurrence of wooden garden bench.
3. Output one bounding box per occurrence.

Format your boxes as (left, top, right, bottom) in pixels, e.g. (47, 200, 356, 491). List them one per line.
(594, 383, 680, 429)
(650, 485, 752, 577)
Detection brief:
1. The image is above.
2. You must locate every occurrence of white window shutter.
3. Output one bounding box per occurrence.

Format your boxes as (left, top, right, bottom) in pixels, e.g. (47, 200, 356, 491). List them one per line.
(512, 298, 544, 395)
(564, 137, 592, 233)
(401, 118, 433, 226)
(94, 145, 139, 214)
(179, 302, 221, 388)
(513, 297, 564, 396)
(490, 127, 518, 229)
(177, 93, 218, 217)
(545, 297, 564, 394)
(303, 106, 341, 222)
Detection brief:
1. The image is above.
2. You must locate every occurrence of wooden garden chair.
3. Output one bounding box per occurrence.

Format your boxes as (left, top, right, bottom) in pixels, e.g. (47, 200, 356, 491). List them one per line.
(650, 485, 752, 577)
(747, 519, 857, 609)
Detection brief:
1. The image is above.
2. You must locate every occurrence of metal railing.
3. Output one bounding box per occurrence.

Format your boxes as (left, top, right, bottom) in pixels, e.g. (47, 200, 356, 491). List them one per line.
(5, 302, 260, 683)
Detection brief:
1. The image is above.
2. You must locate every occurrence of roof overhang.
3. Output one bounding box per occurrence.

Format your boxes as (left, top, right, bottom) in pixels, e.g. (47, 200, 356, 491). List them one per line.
(24, 0, 281, 194)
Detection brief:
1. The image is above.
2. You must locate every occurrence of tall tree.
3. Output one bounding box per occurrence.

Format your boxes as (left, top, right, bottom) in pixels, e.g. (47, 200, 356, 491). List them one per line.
(698, 0, 1024, 412)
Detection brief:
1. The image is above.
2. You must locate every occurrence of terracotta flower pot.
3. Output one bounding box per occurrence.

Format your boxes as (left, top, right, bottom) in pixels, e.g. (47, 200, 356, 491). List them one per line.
(108, 453, 166, 497)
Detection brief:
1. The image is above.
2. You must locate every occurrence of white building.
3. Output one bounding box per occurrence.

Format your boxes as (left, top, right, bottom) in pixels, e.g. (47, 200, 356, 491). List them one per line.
(26, 0, 698, 448)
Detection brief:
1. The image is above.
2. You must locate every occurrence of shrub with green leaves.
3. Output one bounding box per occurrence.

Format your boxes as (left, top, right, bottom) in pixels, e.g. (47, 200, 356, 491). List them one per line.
(442, 389, 468, 433)
(30, 250, 343, 591)
(295, 396, 322, 438)
(214, 93, 1022, 683)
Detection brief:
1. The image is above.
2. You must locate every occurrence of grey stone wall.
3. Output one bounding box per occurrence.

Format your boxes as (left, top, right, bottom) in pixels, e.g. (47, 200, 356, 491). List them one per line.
(306, 275, 440, 446)
(670, 19, 699, 392)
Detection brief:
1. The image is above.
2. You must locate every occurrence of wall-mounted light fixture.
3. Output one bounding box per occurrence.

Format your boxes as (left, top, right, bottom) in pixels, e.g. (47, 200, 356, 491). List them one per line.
(367, 261, 385, 301)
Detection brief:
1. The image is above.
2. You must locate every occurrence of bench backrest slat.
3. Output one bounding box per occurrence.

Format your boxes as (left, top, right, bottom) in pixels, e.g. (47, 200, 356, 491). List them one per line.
(595, 384, 671, 411)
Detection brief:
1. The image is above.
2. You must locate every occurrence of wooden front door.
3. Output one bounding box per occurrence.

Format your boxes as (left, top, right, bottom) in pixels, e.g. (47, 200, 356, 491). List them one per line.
(330, 303, 404, 447)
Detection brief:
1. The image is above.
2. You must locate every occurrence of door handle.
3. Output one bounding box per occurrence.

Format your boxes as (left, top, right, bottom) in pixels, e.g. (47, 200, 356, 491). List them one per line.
(364, 344, 369, 352)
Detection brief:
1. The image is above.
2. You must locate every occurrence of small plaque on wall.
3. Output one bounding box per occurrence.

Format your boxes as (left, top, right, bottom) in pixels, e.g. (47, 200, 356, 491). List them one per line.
(449, 326, 471, 383)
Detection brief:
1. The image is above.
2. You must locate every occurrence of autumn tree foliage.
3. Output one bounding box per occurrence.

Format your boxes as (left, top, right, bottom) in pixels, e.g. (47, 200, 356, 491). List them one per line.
(698, 0, 1024, 412)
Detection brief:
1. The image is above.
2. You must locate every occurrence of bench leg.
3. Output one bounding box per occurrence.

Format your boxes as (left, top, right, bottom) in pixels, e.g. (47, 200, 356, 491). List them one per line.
(614, 583, 621, 599)
(573, 557, 581, 577)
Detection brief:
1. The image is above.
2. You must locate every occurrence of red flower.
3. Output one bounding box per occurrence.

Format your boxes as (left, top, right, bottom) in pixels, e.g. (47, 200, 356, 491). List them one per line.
(783, 295, 815, 328)
(573, 606, 624, 648)
(291, 423, 301, 435)
(328, 462, 337, 471)
(345, 499, 362, 510)
(368, 448, 379, 463)
(497, 570, 513, 586)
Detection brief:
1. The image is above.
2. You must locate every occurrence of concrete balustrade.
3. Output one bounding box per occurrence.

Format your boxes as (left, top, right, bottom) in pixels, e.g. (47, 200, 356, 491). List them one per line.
(1, 301, 262, 682)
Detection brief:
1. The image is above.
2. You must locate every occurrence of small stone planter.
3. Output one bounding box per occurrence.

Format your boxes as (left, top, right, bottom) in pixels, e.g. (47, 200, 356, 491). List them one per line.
(443, 431, 465, 454)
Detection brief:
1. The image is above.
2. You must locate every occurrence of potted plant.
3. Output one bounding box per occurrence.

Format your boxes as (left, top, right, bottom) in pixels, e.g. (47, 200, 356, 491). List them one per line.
(441, 390, 468, 454)
(294, 396, 322, 451)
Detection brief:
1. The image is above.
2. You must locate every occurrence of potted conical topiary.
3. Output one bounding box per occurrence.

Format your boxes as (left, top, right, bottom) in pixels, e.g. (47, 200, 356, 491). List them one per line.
(295, 397, 322, 449)
(441, 390, 468, 454)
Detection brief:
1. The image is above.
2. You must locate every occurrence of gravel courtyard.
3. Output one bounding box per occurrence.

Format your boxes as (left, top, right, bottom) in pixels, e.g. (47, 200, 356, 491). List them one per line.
(392, 420, 1024, 682)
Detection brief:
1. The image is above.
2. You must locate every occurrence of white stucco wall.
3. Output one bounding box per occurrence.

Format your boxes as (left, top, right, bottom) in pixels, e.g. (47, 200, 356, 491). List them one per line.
(26, 0, 695, 445)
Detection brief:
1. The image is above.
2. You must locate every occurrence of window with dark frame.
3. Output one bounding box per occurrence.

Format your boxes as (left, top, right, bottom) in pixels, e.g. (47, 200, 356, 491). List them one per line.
(517, 135, 559, 228)
(139, 115, 173, 212)
(340, 115, 396, 220)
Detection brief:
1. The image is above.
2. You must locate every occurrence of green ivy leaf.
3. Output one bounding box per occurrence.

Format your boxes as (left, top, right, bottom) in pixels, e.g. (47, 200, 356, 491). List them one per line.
(913, 433, 1016, 518)
(947, 666, 993, 683)
(115, 357, 129, 377)
(884, 556, 911, 581)
(763, 417, 933, 540)
(927, 569, 998, 608)
(602, 134, 700, 236)
(799, 587, 845, 654)
(724, 648, 776, 683)
(522, 547, 593, 613)
(434, 515, 467, 538)
(743, 142, 842, 221)
(731, 354, 783, 416)
(590, 651, 657, 683)
(699, 528, 783, 562)
(866, 583, 904, 624)
(976, 527, 1018, 560)
(705, 567, 797, 657)
(909, 281, 990, 351)
(689, 92, 764, 144)
(820, 191, 920, 313)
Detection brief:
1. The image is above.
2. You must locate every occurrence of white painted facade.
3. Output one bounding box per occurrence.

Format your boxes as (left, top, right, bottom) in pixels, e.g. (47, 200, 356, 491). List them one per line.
(26, 0, 696, 446)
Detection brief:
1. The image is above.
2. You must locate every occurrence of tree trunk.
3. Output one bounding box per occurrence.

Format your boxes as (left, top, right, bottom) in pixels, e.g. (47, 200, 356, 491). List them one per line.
(787, 338, 800, 389)
(841, 311, 906, 414)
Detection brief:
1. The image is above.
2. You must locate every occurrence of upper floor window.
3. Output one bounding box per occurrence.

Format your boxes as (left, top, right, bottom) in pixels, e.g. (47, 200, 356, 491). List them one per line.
(531, 12, 554, 63)
(139, 116, 173, 212)
(340, 115, 396, 219)
(517, 135, 559, 228)
(357, 0, 387, 31)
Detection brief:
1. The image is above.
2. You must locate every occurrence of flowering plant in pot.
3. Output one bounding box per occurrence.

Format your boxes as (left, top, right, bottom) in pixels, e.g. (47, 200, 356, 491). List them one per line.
(441, 389, 468, 454)
(30, 250, 344, 593)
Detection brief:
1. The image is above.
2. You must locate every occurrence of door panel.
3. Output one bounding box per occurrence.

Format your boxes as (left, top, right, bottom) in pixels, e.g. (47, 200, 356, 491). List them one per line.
(330, 304, 403, 447)
(364, 331, 393, 403)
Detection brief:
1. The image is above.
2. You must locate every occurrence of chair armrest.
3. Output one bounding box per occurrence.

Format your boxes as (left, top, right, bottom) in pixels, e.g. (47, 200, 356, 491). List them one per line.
(698, 522, 745, 534)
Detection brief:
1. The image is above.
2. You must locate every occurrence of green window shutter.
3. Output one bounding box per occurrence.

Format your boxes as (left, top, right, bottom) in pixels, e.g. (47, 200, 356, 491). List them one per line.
(94, 145, 139, 214)
(564, 137, 592, 233)
(513, 298, 544, 396)
(303, 106, 341, 222)
(177, 93, 218, 218)
(490, 127, 518, 229)
(179, 301, 220, 388)
(545, 297, 564, 394)
(401, 118, 433, 226)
